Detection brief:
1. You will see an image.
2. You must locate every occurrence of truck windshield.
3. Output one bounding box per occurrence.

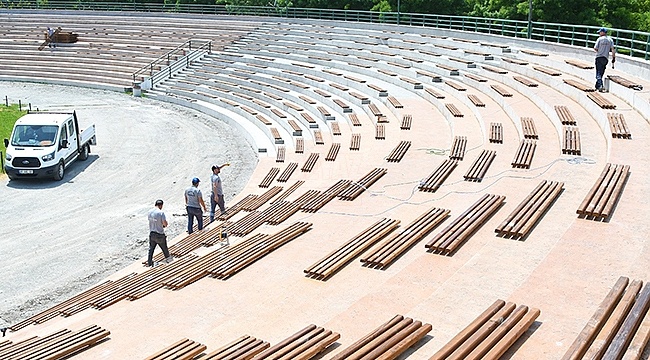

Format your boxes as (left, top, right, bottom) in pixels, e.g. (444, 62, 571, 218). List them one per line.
(11, 125, 59, 147)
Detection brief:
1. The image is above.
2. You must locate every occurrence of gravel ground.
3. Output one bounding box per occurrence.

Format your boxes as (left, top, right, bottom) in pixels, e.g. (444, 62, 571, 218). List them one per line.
(0, 82, 258, 328)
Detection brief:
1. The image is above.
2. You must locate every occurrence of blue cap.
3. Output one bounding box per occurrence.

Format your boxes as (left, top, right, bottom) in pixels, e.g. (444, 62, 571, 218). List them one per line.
(598, 27, 607, 33)
(192, 177, 200, 184)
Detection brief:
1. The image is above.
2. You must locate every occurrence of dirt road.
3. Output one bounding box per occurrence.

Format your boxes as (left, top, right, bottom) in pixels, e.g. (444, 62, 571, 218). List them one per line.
(0, 82, 257, 327)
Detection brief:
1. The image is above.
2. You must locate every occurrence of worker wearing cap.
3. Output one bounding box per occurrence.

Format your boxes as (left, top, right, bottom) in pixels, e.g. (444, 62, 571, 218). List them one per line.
(209, 163, 230, 222)
(185, 177, 207, 234)
(147, 199, 171, 267)
(594, 27, 616, 92)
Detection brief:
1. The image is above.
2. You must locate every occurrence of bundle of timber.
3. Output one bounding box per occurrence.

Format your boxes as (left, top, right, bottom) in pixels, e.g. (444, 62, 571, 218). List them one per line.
(430, 299, 540, 359)
(277, 162, 298, 182)
(241, 186, 283, 211)
(386, 141, 411, 162)
(489, 123, 503, 143)
(227, 211, 268, 237)
(330, 315, 432, 359)
(375, 124, 386, 140)
(449, 136, 467, 160)
(273, 181, 304, 203)
(445, 103, 464, 117)
(301, 153, 320, 172)
(564, 79, 596, 92)
(362, 207, 450, 268)
(534, 66, 561, 76)
(491, 84, 513, 97)
(338, 168, 387, 201)
(464, 150, 497, 182)
(513, 75, 538, 87)
(426, 194, 505, 255)
(207, 222, 312, 280)
(565, 59, 594, 69)
(203, 335, 269, 359)
(401, 114, 413, 130)
(250, 324, 339, 359)
(521, 117, 538, 139)
(148, 221, 231, 264)
(145, 338, 206, 360)
(259, 167, 280, 188)
(512, 140, 537, 169)
(607, 113, 632, 139)
(419, 159, 458, 192)
(350, 133, 361, 150)
(468, 94, 485, 107)
(325, 143, 341, 161)
(300, 180, 351, 213)
(0, 325, 110, 360)
(562, 276, 650, 360)
(276, 146, 285, 163)
(576, 163, 630, 220)
(563, 126, 581, 155)
(588, 92, 617, 109)
(555, 105, 577, 125)
(304, 218, 400, 280)
(495, 180, 564, 239)
(217, 195, 257, 221)
(608, 75, 644, 90)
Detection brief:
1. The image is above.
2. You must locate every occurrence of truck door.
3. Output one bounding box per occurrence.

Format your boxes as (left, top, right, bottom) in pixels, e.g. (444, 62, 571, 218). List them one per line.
(58, 125, 70, 164)
(67, 119, 77, 152)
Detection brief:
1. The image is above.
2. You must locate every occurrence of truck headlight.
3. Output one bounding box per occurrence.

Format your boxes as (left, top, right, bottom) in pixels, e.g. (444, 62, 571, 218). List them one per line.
(42, 152, 55, 162)
(5, 153, 11, 161)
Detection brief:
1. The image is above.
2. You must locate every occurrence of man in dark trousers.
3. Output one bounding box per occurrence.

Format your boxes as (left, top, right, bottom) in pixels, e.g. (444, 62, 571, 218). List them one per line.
(147, 199, 171, 267)
(209, 163, 230, 222)
(594, 27, 616, 92)
(185, 177, 207, 234)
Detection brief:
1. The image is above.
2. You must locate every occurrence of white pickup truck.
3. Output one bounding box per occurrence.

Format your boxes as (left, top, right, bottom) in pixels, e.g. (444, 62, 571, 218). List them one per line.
(3, 111, 96, 181)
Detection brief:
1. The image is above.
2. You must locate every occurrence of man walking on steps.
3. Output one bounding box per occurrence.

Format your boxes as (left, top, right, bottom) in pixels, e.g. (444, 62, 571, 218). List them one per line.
(594, 27, 616, 92)
(210, 163, 230, 222)
(147, 199, 172, 267)
(185, 177, 207, 234)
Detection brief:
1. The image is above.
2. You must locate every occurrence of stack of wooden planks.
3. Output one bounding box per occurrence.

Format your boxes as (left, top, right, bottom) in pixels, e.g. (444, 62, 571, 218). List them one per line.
(0, 325, 110, 360)
(277, 163, 298, 183)
(446, 80, 467, 91)
(331, 121, 341, 135)
(561, 276, 650, 360)
(534, 66, 561, 76)
(607, 113, 632, 138)
(330, 315, 432, 360)
(218, 195, 257, 221)
(313, 130, 324, 145)
(464, 150, 497, 182)
(521, 117, 538, 139)
(449, 136, 467, 160)
(301, 153, 320, 172)
(362, 207, 450, 268)
(350, 133, 361, 150)
(259, 167, 280, 188)
(401, 114, 413, 129)
(273, 181, 304, 204)
(430, 299, 540, 359)
(419, 159, 458, 192)
(276, 146, 285, 162)
(513, 75, 538, 87)
(338, 168, 387, 201)
(555, 105, 577, 125)
(446, 103, 464, 117)
(564, 79, 596, 92)
(562, 126, 581, 155)
(387, 96, 403, 109)
(512, 140, 537, 169)
(588, 92, 617, 109)
(491, 84, 513, 97)
(565, 59, 594, 69)
(145, 338, 206, 360)
(295, 137, 304, 153)
(386, 141, 411, 162)
(241, 187, 283, 211)
(576, 163, 630, 220)
(251, 324, 339, 360)
(203, 335, 270, 359)
(147, 222, 231, 264)
(490, 122, 503, 143)
(304, 218, 400, 280)
(495, 180, 564, 239)
(325, 143, 341, 162)
(468, 94, 485, 107)
(483, 65, 508, 74)
(376, 124, 386, 140)
(300, 180, 351, 213)
(608, 75, 644, 90)
(426, 194, 505, 255)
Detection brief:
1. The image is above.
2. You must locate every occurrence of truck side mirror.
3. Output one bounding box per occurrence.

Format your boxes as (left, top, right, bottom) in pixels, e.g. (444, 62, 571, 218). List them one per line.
(61, 140, 68, 148)
(3, 138, 7, 148)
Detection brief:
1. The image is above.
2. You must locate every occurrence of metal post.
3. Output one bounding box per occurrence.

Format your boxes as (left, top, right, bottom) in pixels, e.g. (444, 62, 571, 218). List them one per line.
(18, 100, 21, 111)
(527, 0, 533, 39)
(397, 0, 400, 25)
(4, 96, 7, 107)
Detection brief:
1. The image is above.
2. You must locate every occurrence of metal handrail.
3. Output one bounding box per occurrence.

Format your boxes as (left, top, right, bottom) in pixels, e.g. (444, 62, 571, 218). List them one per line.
(2, 1, 649, 60)
(148, 40, 211, 89)
(132, 39, 209, 84)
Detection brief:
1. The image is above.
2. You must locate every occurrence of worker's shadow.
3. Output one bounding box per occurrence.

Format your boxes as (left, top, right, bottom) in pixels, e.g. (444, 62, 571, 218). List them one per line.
(5, 154, 99, 189)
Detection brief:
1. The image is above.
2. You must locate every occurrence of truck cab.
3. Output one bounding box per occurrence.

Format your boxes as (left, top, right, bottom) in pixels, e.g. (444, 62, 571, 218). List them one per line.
(4, 112, 96, 181)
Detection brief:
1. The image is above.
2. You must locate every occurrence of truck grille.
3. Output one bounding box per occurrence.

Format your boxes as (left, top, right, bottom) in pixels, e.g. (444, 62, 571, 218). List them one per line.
(12, 157, 41, 168)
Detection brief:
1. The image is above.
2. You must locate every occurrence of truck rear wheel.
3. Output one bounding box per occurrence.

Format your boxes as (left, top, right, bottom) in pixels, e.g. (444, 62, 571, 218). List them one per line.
(53, 160, 65, 181)
(79, 144, 89, 161)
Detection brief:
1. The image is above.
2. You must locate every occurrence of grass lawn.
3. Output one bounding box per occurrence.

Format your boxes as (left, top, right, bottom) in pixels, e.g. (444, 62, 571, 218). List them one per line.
(1, 104, 27, 169)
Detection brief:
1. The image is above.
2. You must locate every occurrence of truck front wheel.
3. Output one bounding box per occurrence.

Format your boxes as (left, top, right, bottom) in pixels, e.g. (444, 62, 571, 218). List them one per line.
(53, 160, 65, 181)
(79, 144, 89, 161)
